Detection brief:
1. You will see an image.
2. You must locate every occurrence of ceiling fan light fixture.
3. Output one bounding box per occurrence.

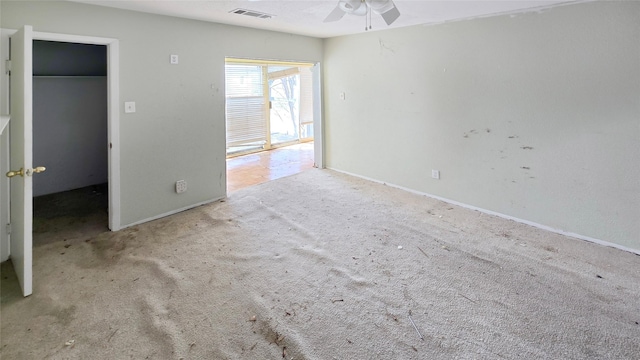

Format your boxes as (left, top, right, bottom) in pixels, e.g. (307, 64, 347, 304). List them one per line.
(364, 0, 394, 14)
(324, 0, 400, 25)
(338, 0, 367, 16)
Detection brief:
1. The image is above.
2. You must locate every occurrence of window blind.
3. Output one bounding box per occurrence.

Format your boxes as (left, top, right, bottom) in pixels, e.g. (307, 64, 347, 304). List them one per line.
(299, 67, 314, 125)
(298, 67, 314, 139)
(225, 64, 267, 148)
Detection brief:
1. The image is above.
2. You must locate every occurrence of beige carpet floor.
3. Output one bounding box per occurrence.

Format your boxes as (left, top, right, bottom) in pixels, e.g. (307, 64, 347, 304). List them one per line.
(1, 169, 639, 359)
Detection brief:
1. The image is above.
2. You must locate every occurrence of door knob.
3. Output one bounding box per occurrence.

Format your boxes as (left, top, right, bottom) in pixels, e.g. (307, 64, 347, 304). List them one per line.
(6, 166, 46, 178)
(6, 168, 24, 178)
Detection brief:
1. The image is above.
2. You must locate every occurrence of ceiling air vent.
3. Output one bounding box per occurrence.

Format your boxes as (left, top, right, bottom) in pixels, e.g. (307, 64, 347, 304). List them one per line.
(229, 8, 274, 19)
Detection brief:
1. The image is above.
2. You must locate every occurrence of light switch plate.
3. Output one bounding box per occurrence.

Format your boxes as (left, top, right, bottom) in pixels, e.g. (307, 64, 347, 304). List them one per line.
(124, 101, 136, 113)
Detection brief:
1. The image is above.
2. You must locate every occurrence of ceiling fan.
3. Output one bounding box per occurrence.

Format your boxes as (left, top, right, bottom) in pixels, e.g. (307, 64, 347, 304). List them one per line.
(324, 0, 401, 27)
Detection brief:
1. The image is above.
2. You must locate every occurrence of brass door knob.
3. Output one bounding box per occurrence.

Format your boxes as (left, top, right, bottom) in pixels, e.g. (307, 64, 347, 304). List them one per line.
(6, 166, 46, 178)
(6, 168, 24, 178)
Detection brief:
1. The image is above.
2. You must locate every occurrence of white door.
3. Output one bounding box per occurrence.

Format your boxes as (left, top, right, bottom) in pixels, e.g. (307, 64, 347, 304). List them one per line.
(7, 26, 35, 297)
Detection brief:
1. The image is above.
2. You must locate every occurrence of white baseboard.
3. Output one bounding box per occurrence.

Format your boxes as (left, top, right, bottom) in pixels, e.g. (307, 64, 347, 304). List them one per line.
(327, 167, 640, 256)
(119, 197, 224, 230)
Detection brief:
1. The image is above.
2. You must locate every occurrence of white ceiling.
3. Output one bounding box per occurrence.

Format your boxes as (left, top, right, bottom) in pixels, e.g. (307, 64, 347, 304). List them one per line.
(71, 0, 582, 38)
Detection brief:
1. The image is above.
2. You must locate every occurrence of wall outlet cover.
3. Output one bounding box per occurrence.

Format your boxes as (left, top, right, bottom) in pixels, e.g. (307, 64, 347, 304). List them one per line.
(170, 54, 179, 64)
(176, 180, 187, 193)
(432, 170, 440, 180)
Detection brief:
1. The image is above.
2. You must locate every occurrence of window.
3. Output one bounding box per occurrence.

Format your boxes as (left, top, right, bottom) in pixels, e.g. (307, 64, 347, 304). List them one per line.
(225, 59, 315, 156)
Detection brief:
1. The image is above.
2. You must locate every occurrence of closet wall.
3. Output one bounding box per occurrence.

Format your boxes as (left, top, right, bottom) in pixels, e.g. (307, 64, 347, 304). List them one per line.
(32, 40, 107, 197)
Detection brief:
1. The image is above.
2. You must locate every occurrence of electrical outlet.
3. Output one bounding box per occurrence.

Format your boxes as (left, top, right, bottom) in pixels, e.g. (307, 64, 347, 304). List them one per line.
(431, 170, 440, 180)
(339, 92, 346, 100)
(170, 54, 179, 64)
(176, 180, 187, 193)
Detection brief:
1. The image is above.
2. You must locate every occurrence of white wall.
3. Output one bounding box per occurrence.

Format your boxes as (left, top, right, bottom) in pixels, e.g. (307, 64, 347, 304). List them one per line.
(1, 1, 323, 226)
(324, 2, 640, 250)
(32, 77, 108, 196)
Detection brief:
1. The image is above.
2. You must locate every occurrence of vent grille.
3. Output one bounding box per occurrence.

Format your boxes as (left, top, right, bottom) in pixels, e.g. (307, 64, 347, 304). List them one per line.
(230, 8, 273, 19)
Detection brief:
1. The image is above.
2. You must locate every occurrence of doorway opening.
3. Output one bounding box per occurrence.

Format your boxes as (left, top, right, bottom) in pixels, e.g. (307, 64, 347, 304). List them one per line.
(224, 58, 319, 192)
(0, 27, 120, 296)
(31, 40, 109, 245)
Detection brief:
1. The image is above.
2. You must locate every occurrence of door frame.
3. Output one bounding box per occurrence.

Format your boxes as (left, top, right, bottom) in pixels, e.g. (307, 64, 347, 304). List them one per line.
(223, 58, 324, 169)
(311, 62, 324, 169)
(0, 28, 121, 264)
(30, 30, 121, 231)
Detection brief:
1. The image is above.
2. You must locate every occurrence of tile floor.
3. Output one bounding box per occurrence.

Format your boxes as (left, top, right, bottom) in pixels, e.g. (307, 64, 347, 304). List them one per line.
(226, 142, 315, 193)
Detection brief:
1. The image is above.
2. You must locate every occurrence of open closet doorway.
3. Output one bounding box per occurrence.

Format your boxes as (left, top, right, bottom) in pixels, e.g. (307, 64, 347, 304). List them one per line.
(224, 58, 321, 193)
(31, 40, 110, 245)
(0, 27, 119, 296)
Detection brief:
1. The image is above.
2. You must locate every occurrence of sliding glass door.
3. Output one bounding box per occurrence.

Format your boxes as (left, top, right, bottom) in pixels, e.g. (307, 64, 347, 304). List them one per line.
(225, 59, 314, 157)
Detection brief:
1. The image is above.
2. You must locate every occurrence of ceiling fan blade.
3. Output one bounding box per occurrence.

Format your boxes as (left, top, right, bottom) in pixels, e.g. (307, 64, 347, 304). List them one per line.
(324, 4, 346, 22)
(379, 2, 400, 25)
